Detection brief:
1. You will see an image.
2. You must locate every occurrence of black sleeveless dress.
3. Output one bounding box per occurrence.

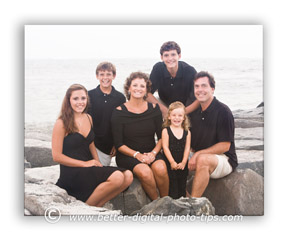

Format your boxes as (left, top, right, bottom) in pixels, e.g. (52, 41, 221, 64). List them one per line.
(164, 127, 188, 199)
(56, 118, 124, 202)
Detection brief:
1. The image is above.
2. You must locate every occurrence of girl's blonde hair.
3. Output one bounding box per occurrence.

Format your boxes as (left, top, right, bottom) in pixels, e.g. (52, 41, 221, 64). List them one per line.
(163, 101, 190, 131)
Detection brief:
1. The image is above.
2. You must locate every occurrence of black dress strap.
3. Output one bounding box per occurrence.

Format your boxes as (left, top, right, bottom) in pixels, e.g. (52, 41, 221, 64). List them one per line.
(167, 126, 173, 136)
(167, 126, 187, 140)
(86, 114, 93, 127)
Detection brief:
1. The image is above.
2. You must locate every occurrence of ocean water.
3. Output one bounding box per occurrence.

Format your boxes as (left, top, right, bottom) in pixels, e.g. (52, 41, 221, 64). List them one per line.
(25, 58, 262, 123)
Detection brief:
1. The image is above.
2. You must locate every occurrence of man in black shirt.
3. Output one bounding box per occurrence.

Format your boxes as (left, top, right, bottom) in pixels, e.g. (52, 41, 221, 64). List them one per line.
(188, 71, 238, 198)
(147, 41, 199, 117)
(88, 62, 126, 166)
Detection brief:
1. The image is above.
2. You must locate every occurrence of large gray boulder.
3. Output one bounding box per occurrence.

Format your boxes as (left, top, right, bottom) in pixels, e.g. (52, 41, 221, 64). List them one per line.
(186, 168, 264, 216)
(107, 177, 151, 215)
(24, 165, 151, 216)
(25, 123, 55, 168)
(233, 106, 263, 128)
(132, 196, 215, 216)
(24, 165, 120, 216)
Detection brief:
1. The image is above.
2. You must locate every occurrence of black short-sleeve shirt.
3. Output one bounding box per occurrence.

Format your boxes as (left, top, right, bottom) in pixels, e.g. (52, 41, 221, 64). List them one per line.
(88, 85, 126, 154)
(149, 61, 197, 106)
(190, 97, 238, 170)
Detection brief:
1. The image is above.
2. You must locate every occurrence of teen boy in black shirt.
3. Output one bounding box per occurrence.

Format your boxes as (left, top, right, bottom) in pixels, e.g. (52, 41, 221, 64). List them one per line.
(147, 41, 199, 117)
(88, 62, 126, 166)
(188, 71, 238, 198)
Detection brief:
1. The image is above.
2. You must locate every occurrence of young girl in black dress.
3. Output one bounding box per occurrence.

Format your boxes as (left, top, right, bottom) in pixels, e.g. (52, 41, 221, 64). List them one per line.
(52, 84, 133, 207)
(162, 101, 191, 199)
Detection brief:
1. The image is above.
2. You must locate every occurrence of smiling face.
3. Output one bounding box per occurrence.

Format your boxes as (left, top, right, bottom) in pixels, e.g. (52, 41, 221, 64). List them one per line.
(168, 107, 185, 128)
(97, 70, 115, 91)
(194, 76, 215, 108)
(69, 89, 88, 113)
(129, 78, 147, 100)
(161, 49, 181, 70)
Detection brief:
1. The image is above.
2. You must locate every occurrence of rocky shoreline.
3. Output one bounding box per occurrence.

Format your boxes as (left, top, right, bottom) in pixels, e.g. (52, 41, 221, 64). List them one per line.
(24, 104, 264, 216)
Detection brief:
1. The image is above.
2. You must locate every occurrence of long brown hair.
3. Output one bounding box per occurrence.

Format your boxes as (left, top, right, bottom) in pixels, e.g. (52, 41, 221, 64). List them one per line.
(162, 101, 190, 131)
(58, 84, 89, 134)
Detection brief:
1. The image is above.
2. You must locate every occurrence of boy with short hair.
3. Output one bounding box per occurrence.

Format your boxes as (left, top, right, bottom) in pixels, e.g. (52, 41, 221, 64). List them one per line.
(88, 62, 126, 166)
(147, 41, 199, 118)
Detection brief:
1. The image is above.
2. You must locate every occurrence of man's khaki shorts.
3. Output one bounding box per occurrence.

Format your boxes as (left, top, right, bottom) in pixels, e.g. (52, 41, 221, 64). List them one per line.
(210, 154, 232, 179)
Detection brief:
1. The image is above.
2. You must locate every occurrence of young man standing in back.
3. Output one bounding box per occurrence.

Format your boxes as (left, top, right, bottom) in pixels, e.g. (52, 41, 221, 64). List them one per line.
(147, 41, 199, 118)
(88, 62, 126, 166)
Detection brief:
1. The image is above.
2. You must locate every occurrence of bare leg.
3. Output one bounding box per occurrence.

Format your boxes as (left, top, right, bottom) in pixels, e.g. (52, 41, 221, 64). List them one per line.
(151, 160, 169, 197)
(133, 163, 158, 200)
(86, 170, 133, 207)
(191, 154, 218, 198)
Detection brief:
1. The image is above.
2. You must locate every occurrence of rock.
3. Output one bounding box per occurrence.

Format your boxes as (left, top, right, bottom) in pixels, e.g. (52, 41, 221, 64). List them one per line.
(24, 165, 151, 216)
(25, 165, 59, 184)
(232, 107, 264, 121)
(24, 208, 32, 216)
(237, 150, 264, 163)
(25, 146, 56, 168)
(235, 139, 263, 150)
(238, 161, 264, 177)
(186, 169, 264, 216)
(257, 102, 264, 108)
(25, 182, 120, 216)
(24, 166, 120, 216)
(107, 177, 151, 215)
(233, 106, 263, 128)
(25, 123, 55, 168)
(235, 127, 263, 141)
(25, 122, 53, 142)
(24, 159, 31, 168)
(131, 196, 215, 216)
(234, 119, 264, 128)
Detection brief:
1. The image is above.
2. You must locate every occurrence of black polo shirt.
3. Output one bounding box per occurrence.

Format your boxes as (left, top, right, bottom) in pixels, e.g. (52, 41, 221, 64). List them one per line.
(190, 97, 238, 170)
(88, 85, 126, 154)
(150, 61, 197, 106)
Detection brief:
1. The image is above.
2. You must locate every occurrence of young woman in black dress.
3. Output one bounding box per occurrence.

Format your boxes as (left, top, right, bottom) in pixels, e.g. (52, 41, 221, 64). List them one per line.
(111, 72, 169, 200)
(52, 84, 133, 207)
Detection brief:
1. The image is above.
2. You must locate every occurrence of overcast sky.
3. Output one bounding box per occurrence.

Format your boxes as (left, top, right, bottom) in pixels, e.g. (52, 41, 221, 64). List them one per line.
(25, 25, 262, 59)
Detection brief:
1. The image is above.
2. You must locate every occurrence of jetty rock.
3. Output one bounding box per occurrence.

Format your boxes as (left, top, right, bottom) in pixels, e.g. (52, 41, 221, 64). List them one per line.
(233, 105, 264, 177)
(24, 165, 121, 216)
(132, 196, 215, 216)
(25, 122, 56, 168)
(25, 165, 214, 216)
(187, 168, 264, 216)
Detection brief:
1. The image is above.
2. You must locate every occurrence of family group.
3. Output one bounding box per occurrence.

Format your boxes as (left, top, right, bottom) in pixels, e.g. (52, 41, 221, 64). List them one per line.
(51, 41, 238, 207)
